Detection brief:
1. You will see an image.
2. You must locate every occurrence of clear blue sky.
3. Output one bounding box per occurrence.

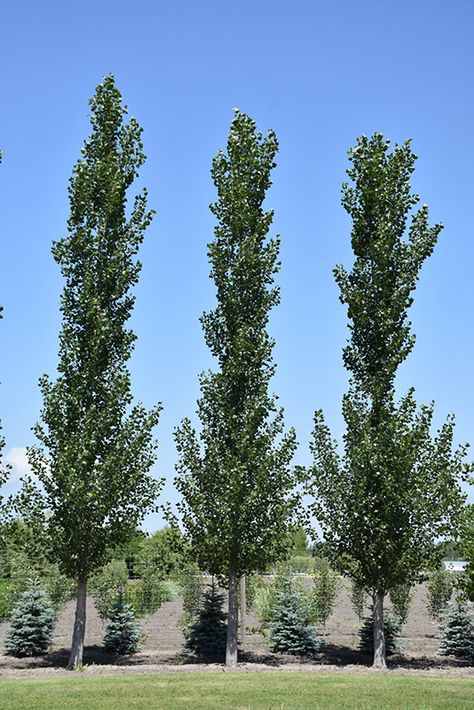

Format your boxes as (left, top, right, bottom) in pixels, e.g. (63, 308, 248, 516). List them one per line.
(1, 0, 473, 528)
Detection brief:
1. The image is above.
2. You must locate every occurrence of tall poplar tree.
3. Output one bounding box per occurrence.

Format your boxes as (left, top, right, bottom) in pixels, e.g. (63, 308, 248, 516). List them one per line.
(308, 134, 469, 668)
(0, 151, 10, 523)
(174, 111, 298, 667)
(0, 302, 9, 517)
(27, 76, 161, 669)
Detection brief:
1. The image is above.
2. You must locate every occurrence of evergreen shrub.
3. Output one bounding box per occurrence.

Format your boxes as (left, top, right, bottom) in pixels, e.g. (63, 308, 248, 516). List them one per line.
(185, 580, 227, 660)
(5, 580, 55, 657)
(437, 599, 474, 661)
(103, 591, 141, 656)
(358, 610, 401, 656)
(268, 587, 321, 656)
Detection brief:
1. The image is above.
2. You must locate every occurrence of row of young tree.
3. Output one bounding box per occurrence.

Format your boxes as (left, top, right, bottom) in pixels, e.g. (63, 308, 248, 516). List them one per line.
(4, 549, 473, 664)
(1, 75, 473, 671)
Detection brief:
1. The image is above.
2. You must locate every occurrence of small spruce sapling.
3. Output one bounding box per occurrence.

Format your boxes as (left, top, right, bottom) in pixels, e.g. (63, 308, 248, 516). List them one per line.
(185, 580, 227, 660)
(359, 609, 401, 657)
(269, 587, 321, 656)
(103, 591, 140, 656)
(437, 598, 474, 661)
(6, 579, 55, 657)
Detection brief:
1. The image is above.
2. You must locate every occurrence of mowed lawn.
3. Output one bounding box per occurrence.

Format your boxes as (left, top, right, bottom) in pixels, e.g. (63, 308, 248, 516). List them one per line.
(1, 671, 473, 709)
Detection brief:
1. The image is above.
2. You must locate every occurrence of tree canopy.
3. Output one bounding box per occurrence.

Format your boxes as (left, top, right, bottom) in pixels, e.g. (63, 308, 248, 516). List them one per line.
(308, 134, 470, 668)
(25, 76, 161, 668)
(174, 110, 299, 666)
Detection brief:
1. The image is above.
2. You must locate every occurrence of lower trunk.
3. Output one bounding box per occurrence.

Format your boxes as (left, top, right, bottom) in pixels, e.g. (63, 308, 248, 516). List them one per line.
(372, 591, 387, 669)
(68, 576, 87, 670)
(226, 571, 238, 667)
(239, 576, 247, 645)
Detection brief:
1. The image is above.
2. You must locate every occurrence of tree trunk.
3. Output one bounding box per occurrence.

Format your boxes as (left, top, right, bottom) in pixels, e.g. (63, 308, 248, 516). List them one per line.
(239, 575, 247, 645)
(68, 576, 87, 670)
(372, 590, 387, 669)
(226, 570, 238, 667)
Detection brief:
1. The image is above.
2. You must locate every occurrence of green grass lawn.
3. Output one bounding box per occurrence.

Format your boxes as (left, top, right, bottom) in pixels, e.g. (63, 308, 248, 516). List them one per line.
(1, 671, 473, 709)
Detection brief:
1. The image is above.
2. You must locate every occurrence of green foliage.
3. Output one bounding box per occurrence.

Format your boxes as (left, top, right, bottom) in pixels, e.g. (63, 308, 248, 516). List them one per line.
(90, 557, 182, 621)
(252, 578, 279, 627)
(253, 572, 315, 629)
(43, 568, 75, 616)
(427, 568, 454, 621)
(0, 578, 14, 620)
(439, 539, 463, 562)
(6, 579, 55, 657)
(389, 582, 413, 626)
(135, 527, 186, 578)
(437, 598, 474, 661)
(0, 193, 11, 530)
(312, 557, 339, 631)
(289, 526, 311, 557)
(177, 564, 204, 629)
(25, 74, 162, 585)
(185, 580, 227, 660)
(245, 573, 266, 612)
(103, 591, 140, 656)
(459, 505, 474, 601)
(268, 587, 322, 656)
(308, 134, 468, 633)
(90, 559, 129, 620)
(161, 578, 182, 600)
(359, 611, 401, 656)
(0, 533, 74, 620)
(127, 571, 167, 617)
(174, 110, 299, 585)
(287, 556, 315, 574)
(4, 549, 35, 601)
(111, 532, 147, 578)
(350, 581, 367, 620)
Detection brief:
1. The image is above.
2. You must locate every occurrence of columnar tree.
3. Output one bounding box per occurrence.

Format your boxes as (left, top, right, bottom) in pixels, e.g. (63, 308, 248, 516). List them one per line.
(0, 151, 11, 527)
(26, 76, 161, 669)
(0, 301, 8, 501)
(312, 557, 339, 634)
(308, 134, 469, 668)
(174, 111, 298, 667)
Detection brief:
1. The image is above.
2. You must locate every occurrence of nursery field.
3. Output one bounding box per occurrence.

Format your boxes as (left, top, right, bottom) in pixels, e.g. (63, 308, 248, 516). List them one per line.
(1, 671, 474, 710)
(0, 578, 472, 678)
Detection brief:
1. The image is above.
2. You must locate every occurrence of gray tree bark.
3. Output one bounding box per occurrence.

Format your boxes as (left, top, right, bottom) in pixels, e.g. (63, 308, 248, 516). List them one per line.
(68, 576, 87, 670)
(372, 590, 387, 669)
(226, 570, 239, 667)
(239, 575, 247, 645)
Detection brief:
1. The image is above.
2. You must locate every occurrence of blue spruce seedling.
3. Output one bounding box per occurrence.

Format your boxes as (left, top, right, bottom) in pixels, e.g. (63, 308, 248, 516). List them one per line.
(269, 587, 321, 656)
(437, 598, 474, 661)
(6, 579, 55, 657)
(103, 590, 141, 656)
